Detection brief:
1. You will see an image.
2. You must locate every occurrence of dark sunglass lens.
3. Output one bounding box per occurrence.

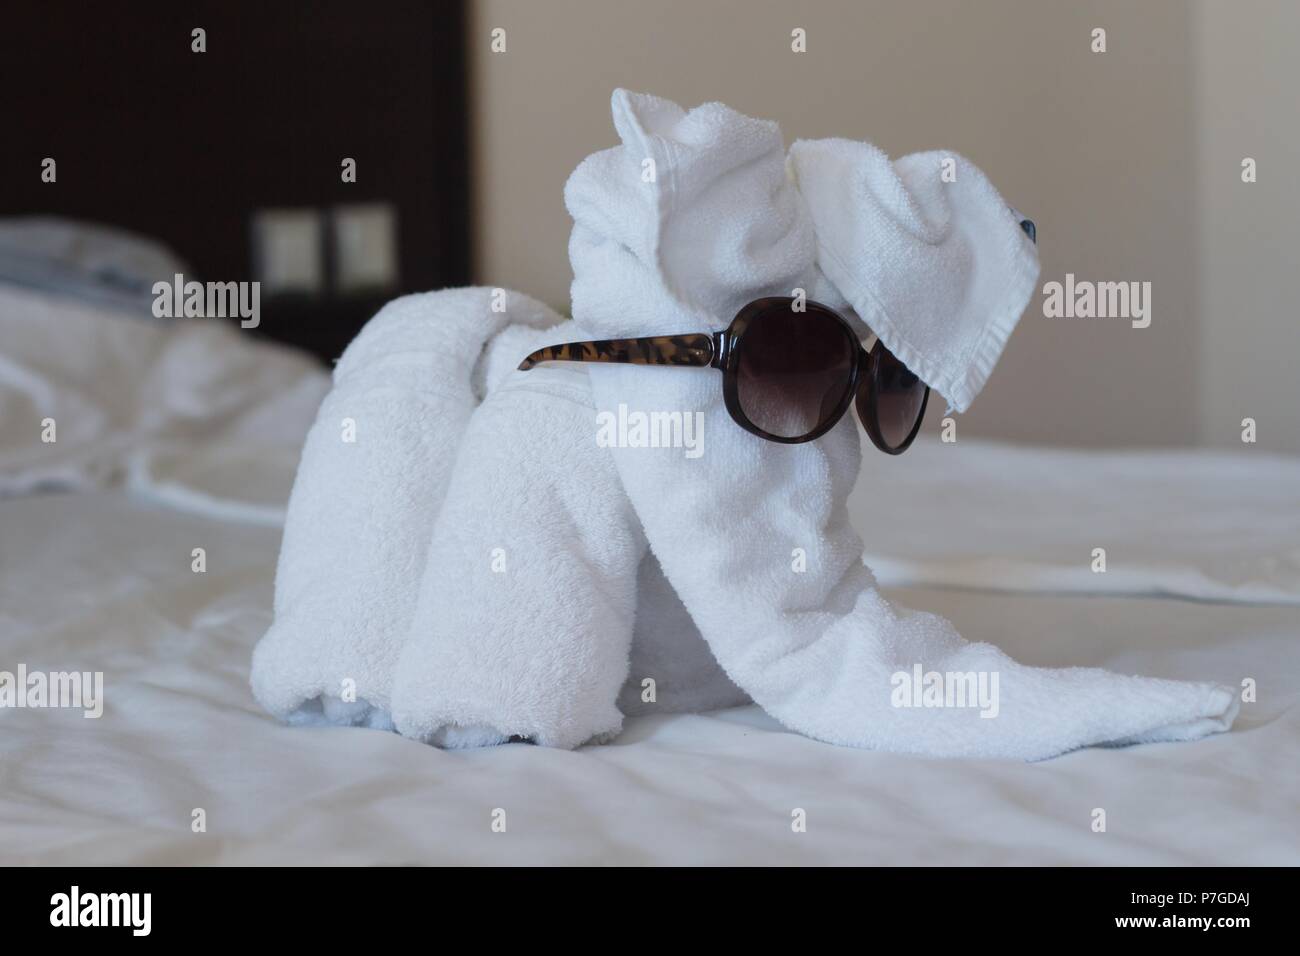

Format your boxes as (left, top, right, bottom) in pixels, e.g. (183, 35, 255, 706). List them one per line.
(873, 347, 928, 450)
(735, 306, 856, 439)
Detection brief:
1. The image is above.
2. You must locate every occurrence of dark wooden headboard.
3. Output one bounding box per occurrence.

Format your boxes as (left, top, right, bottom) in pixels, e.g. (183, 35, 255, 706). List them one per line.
(3, 0, 470, 362)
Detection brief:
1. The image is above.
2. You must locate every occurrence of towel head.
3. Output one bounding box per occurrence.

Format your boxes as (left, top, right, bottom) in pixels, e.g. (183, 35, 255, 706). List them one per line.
(789, 139, 1041, 413)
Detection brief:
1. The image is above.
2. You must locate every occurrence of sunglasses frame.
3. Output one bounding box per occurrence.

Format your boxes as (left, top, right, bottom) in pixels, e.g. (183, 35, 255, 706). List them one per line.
(518, 296, 931, 453)
(720, 297, 929, 451)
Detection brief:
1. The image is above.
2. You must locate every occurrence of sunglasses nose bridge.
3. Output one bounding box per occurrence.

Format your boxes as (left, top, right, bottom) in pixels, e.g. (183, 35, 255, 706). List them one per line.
(854, 339, 874, 388)
(849, 345, 872, 429)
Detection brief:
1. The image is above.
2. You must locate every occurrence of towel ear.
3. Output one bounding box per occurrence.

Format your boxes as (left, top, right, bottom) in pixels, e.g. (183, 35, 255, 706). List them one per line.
(789, 139, 1040, 412)
(605, 89, 679, 269)
(609, 88, 684, 156)
(568, 90, 816, 338)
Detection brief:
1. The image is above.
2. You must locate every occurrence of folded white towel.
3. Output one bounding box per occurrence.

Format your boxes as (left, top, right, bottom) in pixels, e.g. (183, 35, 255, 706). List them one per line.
(569, 91, 814, 338)
(788, 138, 1040, 413)
(250, 288, 563, 726)
(253, 88, 1239, 760)
(386, 312, 744, 746)
(568, 89, 1238, 759)
(390, 334, 644, 749)
(251, 294, 735, 743)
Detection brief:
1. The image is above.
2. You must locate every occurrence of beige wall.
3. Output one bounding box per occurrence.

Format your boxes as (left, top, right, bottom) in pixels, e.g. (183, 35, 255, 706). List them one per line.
(469, 0, 1295, 451)
(1196, 0, 1300, 453)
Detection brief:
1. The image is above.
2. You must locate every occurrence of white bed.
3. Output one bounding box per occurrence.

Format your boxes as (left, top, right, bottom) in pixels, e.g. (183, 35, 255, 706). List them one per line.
(2, 281, 1297, 865)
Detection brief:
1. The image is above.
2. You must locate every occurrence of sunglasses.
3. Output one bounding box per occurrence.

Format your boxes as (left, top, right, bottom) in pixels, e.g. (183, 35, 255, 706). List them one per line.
(516, 297, 925, 452)
(519, 216, 1036, 453)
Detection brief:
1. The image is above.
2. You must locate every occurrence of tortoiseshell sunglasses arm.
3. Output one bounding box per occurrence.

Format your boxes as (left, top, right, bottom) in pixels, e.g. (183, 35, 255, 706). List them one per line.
(518, 217, 1033, 373)
(517, 333, 718, 371)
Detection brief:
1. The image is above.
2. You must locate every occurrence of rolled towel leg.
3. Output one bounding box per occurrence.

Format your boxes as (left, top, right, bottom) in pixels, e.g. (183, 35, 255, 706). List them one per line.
(250, 289, 562, 728)
(585, 364, 1239, 760)
(565, 89, 1237, 759)
(391, 326, 644, 749)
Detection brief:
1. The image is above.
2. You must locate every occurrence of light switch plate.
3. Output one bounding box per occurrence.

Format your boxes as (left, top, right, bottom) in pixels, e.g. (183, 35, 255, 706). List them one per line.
(332, 202, 398, 293)
(251, 208, 323, 295)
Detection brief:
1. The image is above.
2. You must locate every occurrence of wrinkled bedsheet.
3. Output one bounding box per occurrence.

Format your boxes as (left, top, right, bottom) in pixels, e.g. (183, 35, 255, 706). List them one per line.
(2, 490, 1295, 865)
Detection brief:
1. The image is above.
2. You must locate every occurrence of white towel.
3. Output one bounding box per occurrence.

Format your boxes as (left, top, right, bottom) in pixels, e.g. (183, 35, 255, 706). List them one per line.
(385, 311, 744, 746)
(788, 138, 1040, 413)
(389, 329, 644, 749)
(251, 292, 737, 742)
(568, 89, 1238, 759)
(249, 288, 564, 726)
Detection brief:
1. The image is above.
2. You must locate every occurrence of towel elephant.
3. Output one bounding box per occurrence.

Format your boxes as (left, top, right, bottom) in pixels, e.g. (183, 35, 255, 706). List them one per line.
(251, 90, 1237, 759)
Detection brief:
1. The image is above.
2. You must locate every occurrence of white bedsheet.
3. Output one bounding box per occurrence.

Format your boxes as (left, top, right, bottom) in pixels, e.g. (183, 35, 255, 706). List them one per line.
(2, 284, 1296, 865)
(853, 437, 1300, 605)
(2, 490, 1295, 865)
(0, 282, 327, 499)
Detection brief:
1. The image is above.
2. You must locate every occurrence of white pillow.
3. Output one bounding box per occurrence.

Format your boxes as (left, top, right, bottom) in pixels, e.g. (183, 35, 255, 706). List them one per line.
(0, 217, 190, 314)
